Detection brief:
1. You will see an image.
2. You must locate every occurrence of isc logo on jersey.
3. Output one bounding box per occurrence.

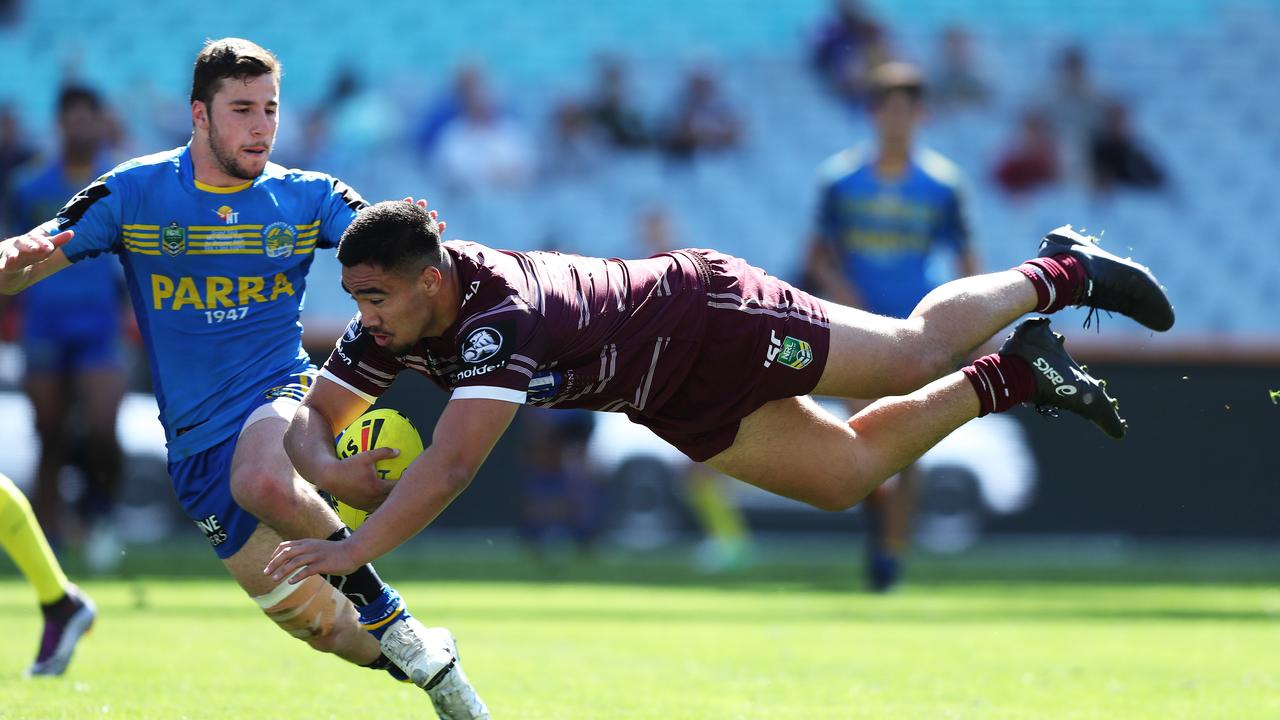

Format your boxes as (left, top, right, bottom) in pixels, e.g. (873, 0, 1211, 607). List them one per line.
(328, 409, 424, 529)
(149, 272, 296, 310)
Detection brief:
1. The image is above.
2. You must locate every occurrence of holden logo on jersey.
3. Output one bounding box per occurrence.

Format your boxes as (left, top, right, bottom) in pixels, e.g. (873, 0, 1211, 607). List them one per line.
(263, 222, 297, 258)
(215, 205, 239, 224)
(454, 362, 501, 382)
(162, 221, 186, 257)
(461, 327, 503, 364)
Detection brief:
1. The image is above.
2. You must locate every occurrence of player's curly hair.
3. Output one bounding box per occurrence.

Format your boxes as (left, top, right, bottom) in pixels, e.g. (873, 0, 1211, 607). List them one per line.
(337, 201, 444, 275)
(190, 38, 281, 106)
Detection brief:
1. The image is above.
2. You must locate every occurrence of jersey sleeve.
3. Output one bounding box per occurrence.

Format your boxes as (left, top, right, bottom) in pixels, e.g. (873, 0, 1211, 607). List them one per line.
(449, 306, 546, 405)
(42, 171, 126, 262)
(317, 177, 368, 249)
(319, 314, 407, 402)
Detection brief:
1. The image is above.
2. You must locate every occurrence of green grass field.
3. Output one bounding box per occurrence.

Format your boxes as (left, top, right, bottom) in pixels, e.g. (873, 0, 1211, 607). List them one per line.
(2, 538, 1278, 719)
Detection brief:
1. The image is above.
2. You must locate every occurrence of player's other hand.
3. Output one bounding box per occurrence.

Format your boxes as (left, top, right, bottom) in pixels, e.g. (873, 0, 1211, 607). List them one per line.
(265, 538, 359, 583)
(0, 229, 73, 274)
(401, 196, 446, 234)
(320, 446, 400, 512)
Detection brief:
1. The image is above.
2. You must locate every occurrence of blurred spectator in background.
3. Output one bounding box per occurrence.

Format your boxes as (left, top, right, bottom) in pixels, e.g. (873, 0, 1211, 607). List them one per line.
(1036, 45, 1110, 185)
(544, 98, 602, 179)
(660, 67, 743, 161)
(413, 65, 484, 159)
(0, 0, 18, 27)
(0, 105, 37, 204)
(585, 56, 650, 150)
(435, 66, 536, 193)
(319, 67, 403, 175)
(929, 26, 991, 113)
(993, 110, 1061, 196)
(1090, 100, 1166, 192)
(805, 63, 977, 592)
(4, 86, 127, 572)
(518, 407, 601, 558)
(636, 205, 677, 257)
(810, 0, 890, 105)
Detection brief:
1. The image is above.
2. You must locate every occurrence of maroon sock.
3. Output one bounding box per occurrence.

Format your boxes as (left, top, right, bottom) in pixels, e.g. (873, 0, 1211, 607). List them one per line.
(962, 353, 1036, 416)
(1015, 255, 1087, 313)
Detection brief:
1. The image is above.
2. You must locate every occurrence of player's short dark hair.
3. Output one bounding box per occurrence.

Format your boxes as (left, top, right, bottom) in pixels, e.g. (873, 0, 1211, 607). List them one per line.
(867, 62, 925, 107)
(57, 85, 102, 117)
(337, 201, 444, 275)
(190, 37, 281, 106)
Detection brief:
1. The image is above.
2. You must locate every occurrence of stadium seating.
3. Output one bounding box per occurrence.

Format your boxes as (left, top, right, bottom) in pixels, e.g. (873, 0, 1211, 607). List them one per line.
(3, 0, 1276, 334)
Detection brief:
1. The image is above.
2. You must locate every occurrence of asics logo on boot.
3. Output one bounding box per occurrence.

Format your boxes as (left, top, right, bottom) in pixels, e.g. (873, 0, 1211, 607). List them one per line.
(1033, 356, 1078, 396)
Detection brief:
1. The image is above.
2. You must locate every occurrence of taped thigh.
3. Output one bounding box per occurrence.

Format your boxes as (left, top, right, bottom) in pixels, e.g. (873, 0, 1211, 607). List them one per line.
(254, 571, 345, 640)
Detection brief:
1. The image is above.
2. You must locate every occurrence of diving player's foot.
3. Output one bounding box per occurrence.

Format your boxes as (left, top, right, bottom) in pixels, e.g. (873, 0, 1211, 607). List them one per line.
(1038, 225, 1175, 332)
(1000, 318, 1127, 439)
(378, 617, 490, 719)
(27, 585, 97, 676)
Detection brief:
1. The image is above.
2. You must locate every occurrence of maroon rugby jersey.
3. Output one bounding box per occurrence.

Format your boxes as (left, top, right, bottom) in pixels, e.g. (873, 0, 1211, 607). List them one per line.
(321, 241, 713, 415)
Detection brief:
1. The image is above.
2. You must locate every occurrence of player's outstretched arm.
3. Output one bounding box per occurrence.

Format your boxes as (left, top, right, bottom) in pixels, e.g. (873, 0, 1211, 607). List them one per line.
(267, 397, 518, 582)
(285, 376, 399, 510)
(0, 229, 74, 294)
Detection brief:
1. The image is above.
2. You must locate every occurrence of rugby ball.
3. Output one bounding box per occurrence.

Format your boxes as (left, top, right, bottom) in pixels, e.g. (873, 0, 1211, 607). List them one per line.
(330, 408, 424, 529)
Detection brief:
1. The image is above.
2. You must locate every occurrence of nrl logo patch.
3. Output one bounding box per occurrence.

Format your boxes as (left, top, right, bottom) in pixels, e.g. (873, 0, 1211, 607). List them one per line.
(263, 222, 297, 258)
(162, 222, 186, 257)
(777, 336, 813, 370)
(461, 327, 503, 364)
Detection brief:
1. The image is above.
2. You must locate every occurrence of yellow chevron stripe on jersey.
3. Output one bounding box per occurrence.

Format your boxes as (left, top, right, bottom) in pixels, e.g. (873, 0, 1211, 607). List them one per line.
(122, 224, 159, 230)
(123, 232, 160, 239)
(187, 224, 266, 231)
(295, 220, 321, 229)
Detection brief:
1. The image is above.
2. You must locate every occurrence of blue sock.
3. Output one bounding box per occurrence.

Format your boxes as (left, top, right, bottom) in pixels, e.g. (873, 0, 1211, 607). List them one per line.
(357, 586, 413, 640)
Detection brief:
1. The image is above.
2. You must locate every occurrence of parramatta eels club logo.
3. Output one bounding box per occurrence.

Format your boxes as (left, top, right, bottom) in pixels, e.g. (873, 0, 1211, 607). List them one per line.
(162, 221, 186, 257)
(262, 222, 297, 258)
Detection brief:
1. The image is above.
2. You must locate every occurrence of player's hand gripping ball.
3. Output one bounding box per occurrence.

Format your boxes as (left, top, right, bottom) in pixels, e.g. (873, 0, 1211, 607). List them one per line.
(328, 409, 424, 529)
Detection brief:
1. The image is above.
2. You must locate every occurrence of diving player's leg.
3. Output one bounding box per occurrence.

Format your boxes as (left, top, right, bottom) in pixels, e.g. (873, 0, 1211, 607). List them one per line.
(0, 473, 96, 676)
(812, 270, 1037, 399)
(711, 317, 1125, 511)
(706, 376, 978, 512)
(813, 228, 1176, 400)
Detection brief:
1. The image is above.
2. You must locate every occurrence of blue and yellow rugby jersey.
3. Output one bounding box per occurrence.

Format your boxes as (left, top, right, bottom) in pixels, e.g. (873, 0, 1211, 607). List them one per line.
(39, 144, 365, 460)
(815, 144, 972, 318)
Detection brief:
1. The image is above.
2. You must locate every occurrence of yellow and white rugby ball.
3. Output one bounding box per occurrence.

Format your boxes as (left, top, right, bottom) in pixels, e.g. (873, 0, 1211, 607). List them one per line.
(332, 408, 424, 529)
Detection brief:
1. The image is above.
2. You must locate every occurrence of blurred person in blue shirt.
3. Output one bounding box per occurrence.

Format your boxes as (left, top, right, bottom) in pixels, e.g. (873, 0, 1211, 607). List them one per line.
(806, 62, 978, 592)
(5, 85, 127, 568)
